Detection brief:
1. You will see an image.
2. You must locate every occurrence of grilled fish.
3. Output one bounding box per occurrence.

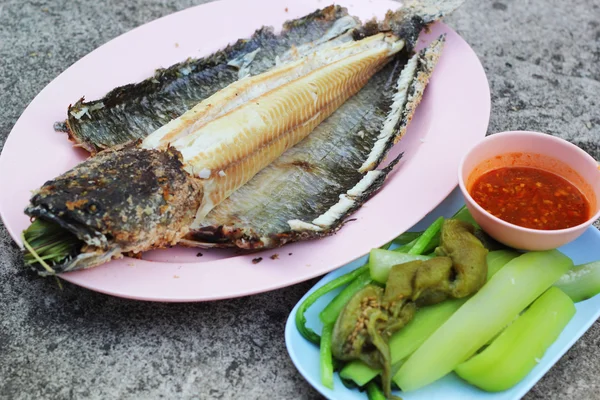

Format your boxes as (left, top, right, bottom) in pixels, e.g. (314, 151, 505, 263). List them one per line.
(24, 1, 462, 274)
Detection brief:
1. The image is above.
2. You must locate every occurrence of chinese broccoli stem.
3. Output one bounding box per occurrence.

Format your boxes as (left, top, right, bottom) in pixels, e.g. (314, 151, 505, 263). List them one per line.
(554, 261, 600, 302)
(408, 217, 444, 255)
(394, 250, 572, 392)
(486, 250, 520, 280)
(366, 381, 387, 400)
(455, 287, 575, 392)
(392, 231, 422, 246)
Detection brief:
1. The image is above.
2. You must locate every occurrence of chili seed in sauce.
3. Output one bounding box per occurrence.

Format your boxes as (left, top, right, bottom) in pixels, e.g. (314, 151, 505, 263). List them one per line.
(470, 167, 590, 230)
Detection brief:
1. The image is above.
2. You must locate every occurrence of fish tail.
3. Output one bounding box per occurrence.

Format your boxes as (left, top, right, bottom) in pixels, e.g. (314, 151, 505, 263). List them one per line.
(354, 0, 462, 50)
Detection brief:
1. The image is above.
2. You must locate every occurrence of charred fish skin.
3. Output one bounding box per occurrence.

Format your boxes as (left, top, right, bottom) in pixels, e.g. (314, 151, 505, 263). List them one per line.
(359, 34, 445, 172)
(25, 146, 202, 273)
(64, 6, 354, 153)
(189, 37, 446, 250)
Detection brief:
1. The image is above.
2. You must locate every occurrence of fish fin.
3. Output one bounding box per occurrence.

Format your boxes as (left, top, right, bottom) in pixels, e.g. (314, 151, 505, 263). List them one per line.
(404, 0, 467, 24)
(53, 121, 69, 132)
(290, 153, 403, 234)
(359, 35, 445, 173)
(228, 48, 262, 79)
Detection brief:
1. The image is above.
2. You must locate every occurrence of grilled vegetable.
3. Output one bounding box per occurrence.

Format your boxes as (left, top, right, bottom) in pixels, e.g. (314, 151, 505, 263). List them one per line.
(340, 249, 518, 387)
(330, 219, 488, 397)
(340, 298, 466, 386)
(369, 250, 432, 284)
(320, 271, 373, 325)
(296, 265, 370, 345)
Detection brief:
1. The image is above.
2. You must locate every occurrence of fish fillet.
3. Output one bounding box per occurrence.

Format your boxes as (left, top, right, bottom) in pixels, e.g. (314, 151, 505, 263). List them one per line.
(188, 37, 446, 249)
(145, 33, 405, 219)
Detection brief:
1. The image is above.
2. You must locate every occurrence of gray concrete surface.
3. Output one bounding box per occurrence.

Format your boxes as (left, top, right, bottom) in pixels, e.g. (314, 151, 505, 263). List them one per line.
(1, 0, 599, 399)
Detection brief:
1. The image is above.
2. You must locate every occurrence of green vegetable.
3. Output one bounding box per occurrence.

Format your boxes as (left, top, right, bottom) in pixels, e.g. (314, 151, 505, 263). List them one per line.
(320, 271, 372, 325)
(486, 250, 520, 280)
(393, 238, 418, 253)
(390, 206, 475, 251)
(392, 231, 422, 246)
(389, 298, 467, 367)
(393, 234, 440, 254)
(452, 206, 480, 228)
(22, 219, 81, 274)
(343, 249, 520, 387)
(334, 219, 489, 398)
(408, 217, 444, 255)
(340, 298, 467, 386)
(320, 324, 335, 389)
(554, 261, 600, 302)
(340, 360, 379, 387)
(366, 382, 387, 400)
(455, 287, 575, 392)
(368, 249, 432, 284)
(295, 264, 369, 345)
(380, 241, 393, 250)
(394, 250, 573, 392)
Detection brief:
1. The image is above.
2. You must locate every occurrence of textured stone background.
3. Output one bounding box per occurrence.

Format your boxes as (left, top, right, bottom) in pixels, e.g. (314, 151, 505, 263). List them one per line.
(1, 0, 599, 399)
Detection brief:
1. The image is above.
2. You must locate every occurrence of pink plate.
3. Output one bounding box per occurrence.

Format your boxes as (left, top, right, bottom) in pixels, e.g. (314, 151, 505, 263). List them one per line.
(0, 0, 490, 301)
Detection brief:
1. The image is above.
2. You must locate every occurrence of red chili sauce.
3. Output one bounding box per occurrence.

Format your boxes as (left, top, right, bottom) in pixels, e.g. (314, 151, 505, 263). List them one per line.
(470, 167, 590, 230)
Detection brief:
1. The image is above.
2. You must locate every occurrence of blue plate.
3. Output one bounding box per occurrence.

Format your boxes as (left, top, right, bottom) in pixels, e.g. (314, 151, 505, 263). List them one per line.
(285, 187, 600, 400)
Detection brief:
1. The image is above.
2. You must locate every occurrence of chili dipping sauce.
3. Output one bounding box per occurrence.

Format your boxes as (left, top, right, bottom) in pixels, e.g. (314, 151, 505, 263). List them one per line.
(470, 167, 590, 230)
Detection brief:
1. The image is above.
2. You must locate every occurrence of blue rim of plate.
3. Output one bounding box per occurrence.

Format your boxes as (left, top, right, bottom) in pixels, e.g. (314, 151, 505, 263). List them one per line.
(285, 187, 600, 400)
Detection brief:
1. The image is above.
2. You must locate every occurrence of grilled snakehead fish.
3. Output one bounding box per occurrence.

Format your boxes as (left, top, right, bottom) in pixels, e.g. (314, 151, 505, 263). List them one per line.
(24, 1, 462, 274)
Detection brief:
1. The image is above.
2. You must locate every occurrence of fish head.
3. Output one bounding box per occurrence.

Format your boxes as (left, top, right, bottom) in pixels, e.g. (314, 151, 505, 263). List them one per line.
(24, 145, 202, 273)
